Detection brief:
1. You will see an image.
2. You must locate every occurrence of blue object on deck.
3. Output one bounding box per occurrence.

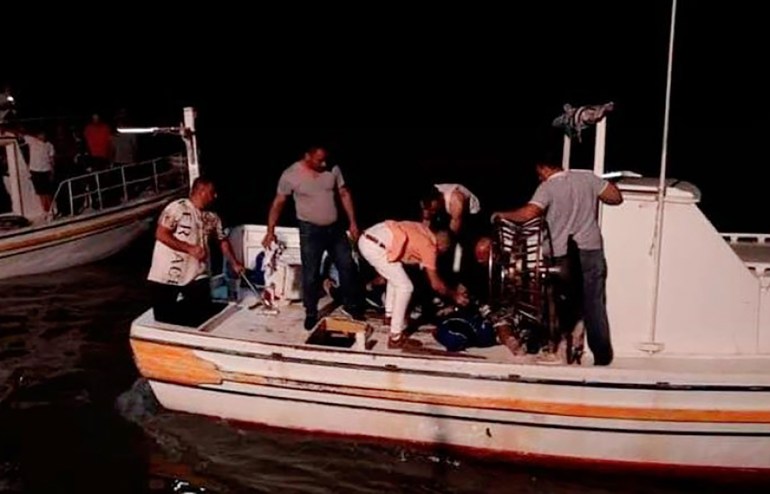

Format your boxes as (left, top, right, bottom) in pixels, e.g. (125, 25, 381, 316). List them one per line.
(434, 313, 496, 352)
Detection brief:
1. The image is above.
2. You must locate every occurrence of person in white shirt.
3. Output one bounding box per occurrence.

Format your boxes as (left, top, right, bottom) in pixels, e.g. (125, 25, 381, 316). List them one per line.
(420, 183, 481, 237)
(419, 182, 483, 280)
(15, 129, 56, 212)
(147, 177, 244, 325)
(0, 85, 15, 124)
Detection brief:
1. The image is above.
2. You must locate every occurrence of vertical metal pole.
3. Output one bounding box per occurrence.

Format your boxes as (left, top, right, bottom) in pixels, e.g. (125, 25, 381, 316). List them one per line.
(594, 118, 608, 225)
(562, 135, 571, 170)
(183, 107, 199, 188)
(640, 0, 677, 354)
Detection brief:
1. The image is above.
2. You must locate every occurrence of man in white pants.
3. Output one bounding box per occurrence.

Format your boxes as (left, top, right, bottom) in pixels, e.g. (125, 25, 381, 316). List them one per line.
(358, 219, 469, 348)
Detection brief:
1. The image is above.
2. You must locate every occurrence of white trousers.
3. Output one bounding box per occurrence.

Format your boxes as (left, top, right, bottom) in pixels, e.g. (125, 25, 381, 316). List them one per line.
(357, 222, 413, 336)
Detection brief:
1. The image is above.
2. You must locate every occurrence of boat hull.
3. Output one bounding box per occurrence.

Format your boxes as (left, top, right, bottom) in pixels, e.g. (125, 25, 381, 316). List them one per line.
(129, 326, 770, 480)
(0, 193, 178, 280)
(147, 379, 770, 479)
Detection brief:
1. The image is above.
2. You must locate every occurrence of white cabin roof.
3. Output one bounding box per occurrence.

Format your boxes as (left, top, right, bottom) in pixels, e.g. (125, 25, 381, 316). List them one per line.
(617, 176, 701, 201)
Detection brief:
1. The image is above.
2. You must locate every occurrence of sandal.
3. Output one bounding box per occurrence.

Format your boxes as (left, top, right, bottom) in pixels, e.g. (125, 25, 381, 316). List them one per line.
(388, 333, 422, 350)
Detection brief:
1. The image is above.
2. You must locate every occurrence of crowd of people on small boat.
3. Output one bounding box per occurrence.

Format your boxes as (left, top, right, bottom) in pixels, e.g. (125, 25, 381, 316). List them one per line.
(146, 141, 623, 366)
(1, 87, 141, 215)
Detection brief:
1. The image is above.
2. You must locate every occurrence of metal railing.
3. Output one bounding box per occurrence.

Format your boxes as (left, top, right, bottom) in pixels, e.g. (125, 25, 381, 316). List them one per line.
(51, 153, 188, 217)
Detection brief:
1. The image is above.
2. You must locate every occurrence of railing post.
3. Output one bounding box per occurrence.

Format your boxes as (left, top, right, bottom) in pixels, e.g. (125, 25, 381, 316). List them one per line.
(95, 172, 103, 210)
(121, 166, 128, 202)
(68, 181, 73, 216)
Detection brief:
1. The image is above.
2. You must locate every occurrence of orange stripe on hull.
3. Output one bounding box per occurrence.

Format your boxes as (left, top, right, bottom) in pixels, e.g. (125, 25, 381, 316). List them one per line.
(131, 340, 222, 386)
(133, 339, 770, 423)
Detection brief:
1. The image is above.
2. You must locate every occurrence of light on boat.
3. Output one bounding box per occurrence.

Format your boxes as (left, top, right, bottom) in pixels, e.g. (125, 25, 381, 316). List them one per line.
(601, 171, 642, 180)
(117, 127, 161, 134)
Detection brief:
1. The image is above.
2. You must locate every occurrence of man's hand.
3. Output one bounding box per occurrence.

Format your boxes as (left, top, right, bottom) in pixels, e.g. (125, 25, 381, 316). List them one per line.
(231, 260, 246, 276)
(262, 231, 277, 249)
(453, 284, 470, 306)
(188, 245, 206, 261)
(348, 223, 360, 243)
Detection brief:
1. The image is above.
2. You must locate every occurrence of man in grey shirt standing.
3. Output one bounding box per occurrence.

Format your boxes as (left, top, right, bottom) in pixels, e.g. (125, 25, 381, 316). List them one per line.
(492, 159, 623, 365)
(263, 145, 364, 329)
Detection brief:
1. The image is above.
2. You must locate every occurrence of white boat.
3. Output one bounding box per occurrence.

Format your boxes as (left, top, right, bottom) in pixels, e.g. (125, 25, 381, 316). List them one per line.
(0, 108, 199, 280)
(127, 105, 770, 480)
(127, 9, 770, 476)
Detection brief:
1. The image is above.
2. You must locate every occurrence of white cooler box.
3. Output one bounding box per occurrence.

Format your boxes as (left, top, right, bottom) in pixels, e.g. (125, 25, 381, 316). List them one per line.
(227, 224, 303, 301)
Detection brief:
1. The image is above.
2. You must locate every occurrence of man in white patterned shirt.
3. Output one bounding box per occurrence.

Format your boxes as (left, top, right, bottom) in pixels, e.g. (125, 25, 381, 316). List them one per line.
(147, 177, 244, 325)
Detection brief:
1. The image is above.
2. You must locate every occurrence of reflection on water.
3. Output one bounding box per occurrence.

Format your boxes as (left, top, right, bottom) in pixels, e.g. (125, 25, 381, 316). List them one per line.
(0, 235, 763, 492)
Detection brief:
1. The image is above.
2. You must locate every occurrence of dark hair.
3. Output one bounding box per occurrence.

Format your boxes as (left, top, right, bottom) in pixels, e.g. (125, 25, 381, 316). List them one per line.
(191, 176, 215, 192)
(429, 210, 451, 233)
(304, 144, 328, 154)
(418, 183, 442, 205)
(534, 146, 563, 171)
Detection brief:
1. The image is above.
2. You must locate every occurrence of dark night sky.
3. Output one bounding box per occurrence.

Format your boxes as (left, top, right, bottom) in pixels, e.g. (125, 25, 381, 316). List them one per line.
(5, 2, 766, 231)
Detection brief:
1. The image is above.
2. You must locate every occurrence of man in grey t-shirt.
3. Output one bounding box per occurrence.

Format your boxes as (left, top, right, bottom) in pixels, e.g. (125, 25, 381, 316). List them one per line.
(492, 160, 623, 365)
(263, 145, 364, 329)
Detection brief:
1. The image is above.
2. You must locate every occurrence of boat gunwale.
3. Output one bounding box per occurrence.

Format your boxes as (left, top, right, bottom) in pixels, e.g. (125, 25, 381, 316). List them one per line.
(0, 187, 183, 240)
(129, 330, 770, 392)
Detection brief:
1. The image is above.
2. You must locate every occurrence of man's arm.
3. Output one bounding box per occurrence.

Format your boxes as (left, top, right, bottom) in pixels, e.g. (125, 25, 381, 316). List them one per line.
(220, 238, 245, 274)
(425, 267, 451, 297)
(424, 268, 468, 305)
(333, 165, 359, 240)
(599, 181, 623, 205)
(338, 185, 360, 240)
(266, 193, 287, 232)
(493, 203, 543, 223)
(263, 193, 288, 248)
(447, 190, 464, 234)
(156, 224, 205, 260)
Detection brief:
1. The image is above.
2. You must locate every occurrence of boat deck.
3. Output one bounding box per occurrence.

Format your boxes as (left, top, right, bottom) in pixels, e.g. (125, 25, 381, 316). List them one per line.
(139, 297, 524, 364)
(133, 296, 770, 383)
(723, 234, 770, 275)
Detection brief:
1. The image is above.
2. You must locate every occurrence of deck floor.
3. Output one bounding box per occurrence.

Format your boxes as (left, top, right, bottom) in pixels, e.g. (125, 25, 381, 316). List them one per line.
(730, 242, 770, 264)
(212, 298, 523, 363)
(141, 295, 538, 365)
(727, 240, 770, 275)
(134, 294, 770, 381)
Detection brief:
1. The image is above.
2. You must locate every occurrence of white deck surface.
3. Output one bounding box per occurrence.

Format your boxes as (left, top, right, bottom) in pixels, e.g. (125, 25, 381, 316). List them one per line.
(729, 241, 770, 272)
(138, 297, 518, 363)
(133, 296, 770, 384)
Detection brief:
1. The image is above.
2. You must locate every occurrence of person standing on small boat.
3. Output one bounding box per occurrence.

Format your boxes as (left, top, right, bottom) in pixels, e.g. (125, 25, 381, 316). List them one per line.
(358, 218, 469, 348)
(147, 177, 245, 326)
(13, 128, 55, 213)
(263, 145, 364, 330)
(83, 113, 112, 171)
(0, 84, 16, 125)
(491, 159, 623, 365)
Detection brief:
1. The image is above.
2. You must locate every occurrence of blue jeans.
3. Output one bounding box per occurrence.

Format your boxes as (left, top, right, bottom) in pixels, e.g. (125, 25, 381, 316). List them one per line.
(578, 248, 613, 365)
(298, 220, 362, 318)
(552, 247, 613, 365)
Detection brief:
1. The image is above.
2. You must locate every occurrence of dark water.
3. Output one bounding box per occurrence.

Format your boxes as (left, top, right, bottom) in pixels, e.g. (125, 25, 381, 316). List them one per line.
(0, 234, 765, 493)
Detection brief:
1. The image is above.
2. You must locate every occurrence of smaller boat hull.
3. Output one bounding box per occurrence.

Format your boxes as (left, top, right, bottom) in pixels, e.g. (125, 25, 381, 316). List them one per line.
(0, 194, 177, 280)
